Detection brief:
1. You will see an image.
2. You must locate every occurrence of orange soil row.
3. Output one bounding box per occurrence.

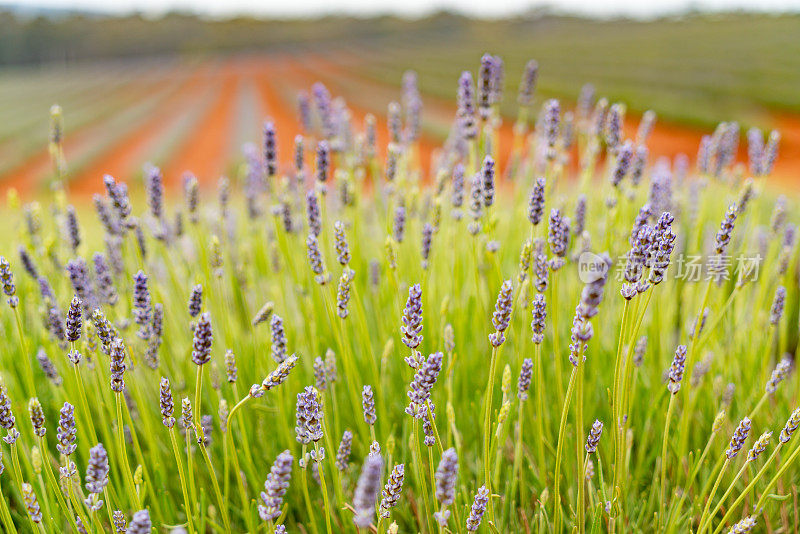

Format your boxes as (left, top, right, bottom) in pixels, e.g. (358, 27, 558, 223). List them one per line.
(160, 63, 241, 188)
(307, 52, 800, 187)
(1, 76, 182, 198)
(4, 53, 795, 201)
(68, 65, 216, 195)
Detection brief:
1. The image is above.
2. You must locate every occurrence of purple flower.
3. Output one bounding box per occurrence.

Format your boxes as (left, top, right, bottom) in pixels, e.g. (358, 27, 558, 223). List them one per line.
(295, 386, 323, 443)
(66, 296, 83, 342)
(726, 418, 751, 459)
(93, 253, 117, 306)
(379, 463, 405, 518)
(353, 454, 383, 528)
(56, 402, 77, 456)
(191, 312, 213, 366)
(434, 448, 458, 508)
(401, 284, 423, 351)
(489, 280, 514, 347)
(585, 419, 603, 453)
(466, 485, 489, 531)
(109, 338, 126, 393)
(336, 431, 352, 471)
(263, 121, 277, 178)
(481, 156, 495, 208)
(517, 59, 538, 106)
(159, 377, 175, 428)
(259, 450, 293, 521)
(405, 352, 443, 418)
(145, 165, 164, 220)
(85, 443, 109, 494)
(457, 72, 477, 140)
(362, 385, 377, 425)
(667, 345, 687, 394)
(132, 271, 153, 340)
(128, 510, 151, 534)
(517, 358, 533, 401)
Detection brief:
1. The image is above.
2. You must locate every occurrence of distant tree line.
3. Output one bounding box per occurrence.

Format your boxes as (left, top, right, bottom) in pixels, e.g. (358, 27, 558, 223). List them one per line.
(0, 10, 482, 65)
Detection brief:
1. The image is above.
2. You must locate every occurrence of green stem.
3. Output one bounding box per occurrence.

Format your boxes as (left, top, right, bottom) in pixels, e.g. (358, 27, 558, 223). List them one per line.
(553, 366, 578, 532)
(483, 345, 499, 525)
(712, 444, 784, 534)
(313, 442, 333, 534)
(115, 393, 141, 510)
(169, 428, 196, 534)
(697, 458, 730, 533)
(658, 395, 676, 528)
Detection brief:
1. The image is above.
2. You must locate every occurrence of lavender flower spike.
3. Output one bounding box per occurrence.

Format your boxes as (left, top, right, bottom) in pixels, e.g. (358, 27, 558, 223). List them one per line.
(517, 358, 533, 401)
(517, 59, 538, 107)
(66, 296, 83, 342)
(433, 448, 458, 525)
(362, 385, 377, 425)
(769, 286, 786, 325)
(379, 463, 405, 518)
(714, 205, 738, 256)
(548, 208, 570, 260)
(128, 510, 151, 534)
(56, 402, 77, 456)
(334, 221, 351, 266)
(188, 284, 203, 318)
(746, 431, 772, 462)
(22, 483, 42, 523)
(481, 156, 495, 208)
(191, 312, 213, 366)
(132, 270, 153, 340)
(667, 345, 687, 394)
(336, 431, 352, 471)
(295, 386, 323, 444)
(489, 280, 513, 347)
(109, 337, 126, 393)
(258, 450, 293, 522)
(160, 377, 175, 428)
(353, 454, 384, 528)
(527, 177, 546, 226)
(306, 233, 329, 284)
(270, 314, 287, 363)
(85, 442, 110, 495)
(405, 352, 443, 418)
(779, 408, 800, 444)
(262, 354, 299, 392)
(726, 417, 752, 459)
(465, 485, 490, 531)
(766, 357, 791, 394)
(401, 284, 423, 351)
(727, 516, 757, 534)
(585, 419, 603, 453)
(531, 293, 547, 343)
(457, 72, 477, 140)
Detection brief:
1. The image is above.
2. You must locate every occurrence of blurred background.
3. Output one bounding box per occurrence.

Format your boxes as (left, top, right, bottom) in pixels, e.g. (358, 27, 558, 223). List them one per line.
(0, 1, 799, 196)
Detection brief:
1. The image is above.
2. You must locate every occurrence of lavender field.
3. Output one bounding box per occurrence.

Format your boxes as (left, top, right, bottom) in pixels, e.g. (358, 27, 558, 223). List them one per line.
(0, 15, 798, 533)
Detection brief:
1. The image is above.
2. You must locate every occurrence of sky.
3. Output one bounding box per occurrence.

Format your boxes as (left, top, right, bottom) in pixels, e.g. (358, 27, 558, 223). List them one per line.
(7, 0, 800, 18)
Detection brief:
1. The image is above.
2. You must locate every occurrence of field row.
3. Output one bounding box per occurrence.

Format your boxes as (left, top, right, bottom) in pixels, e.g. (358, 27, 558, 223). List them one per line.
(0, 49, 799, 198)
